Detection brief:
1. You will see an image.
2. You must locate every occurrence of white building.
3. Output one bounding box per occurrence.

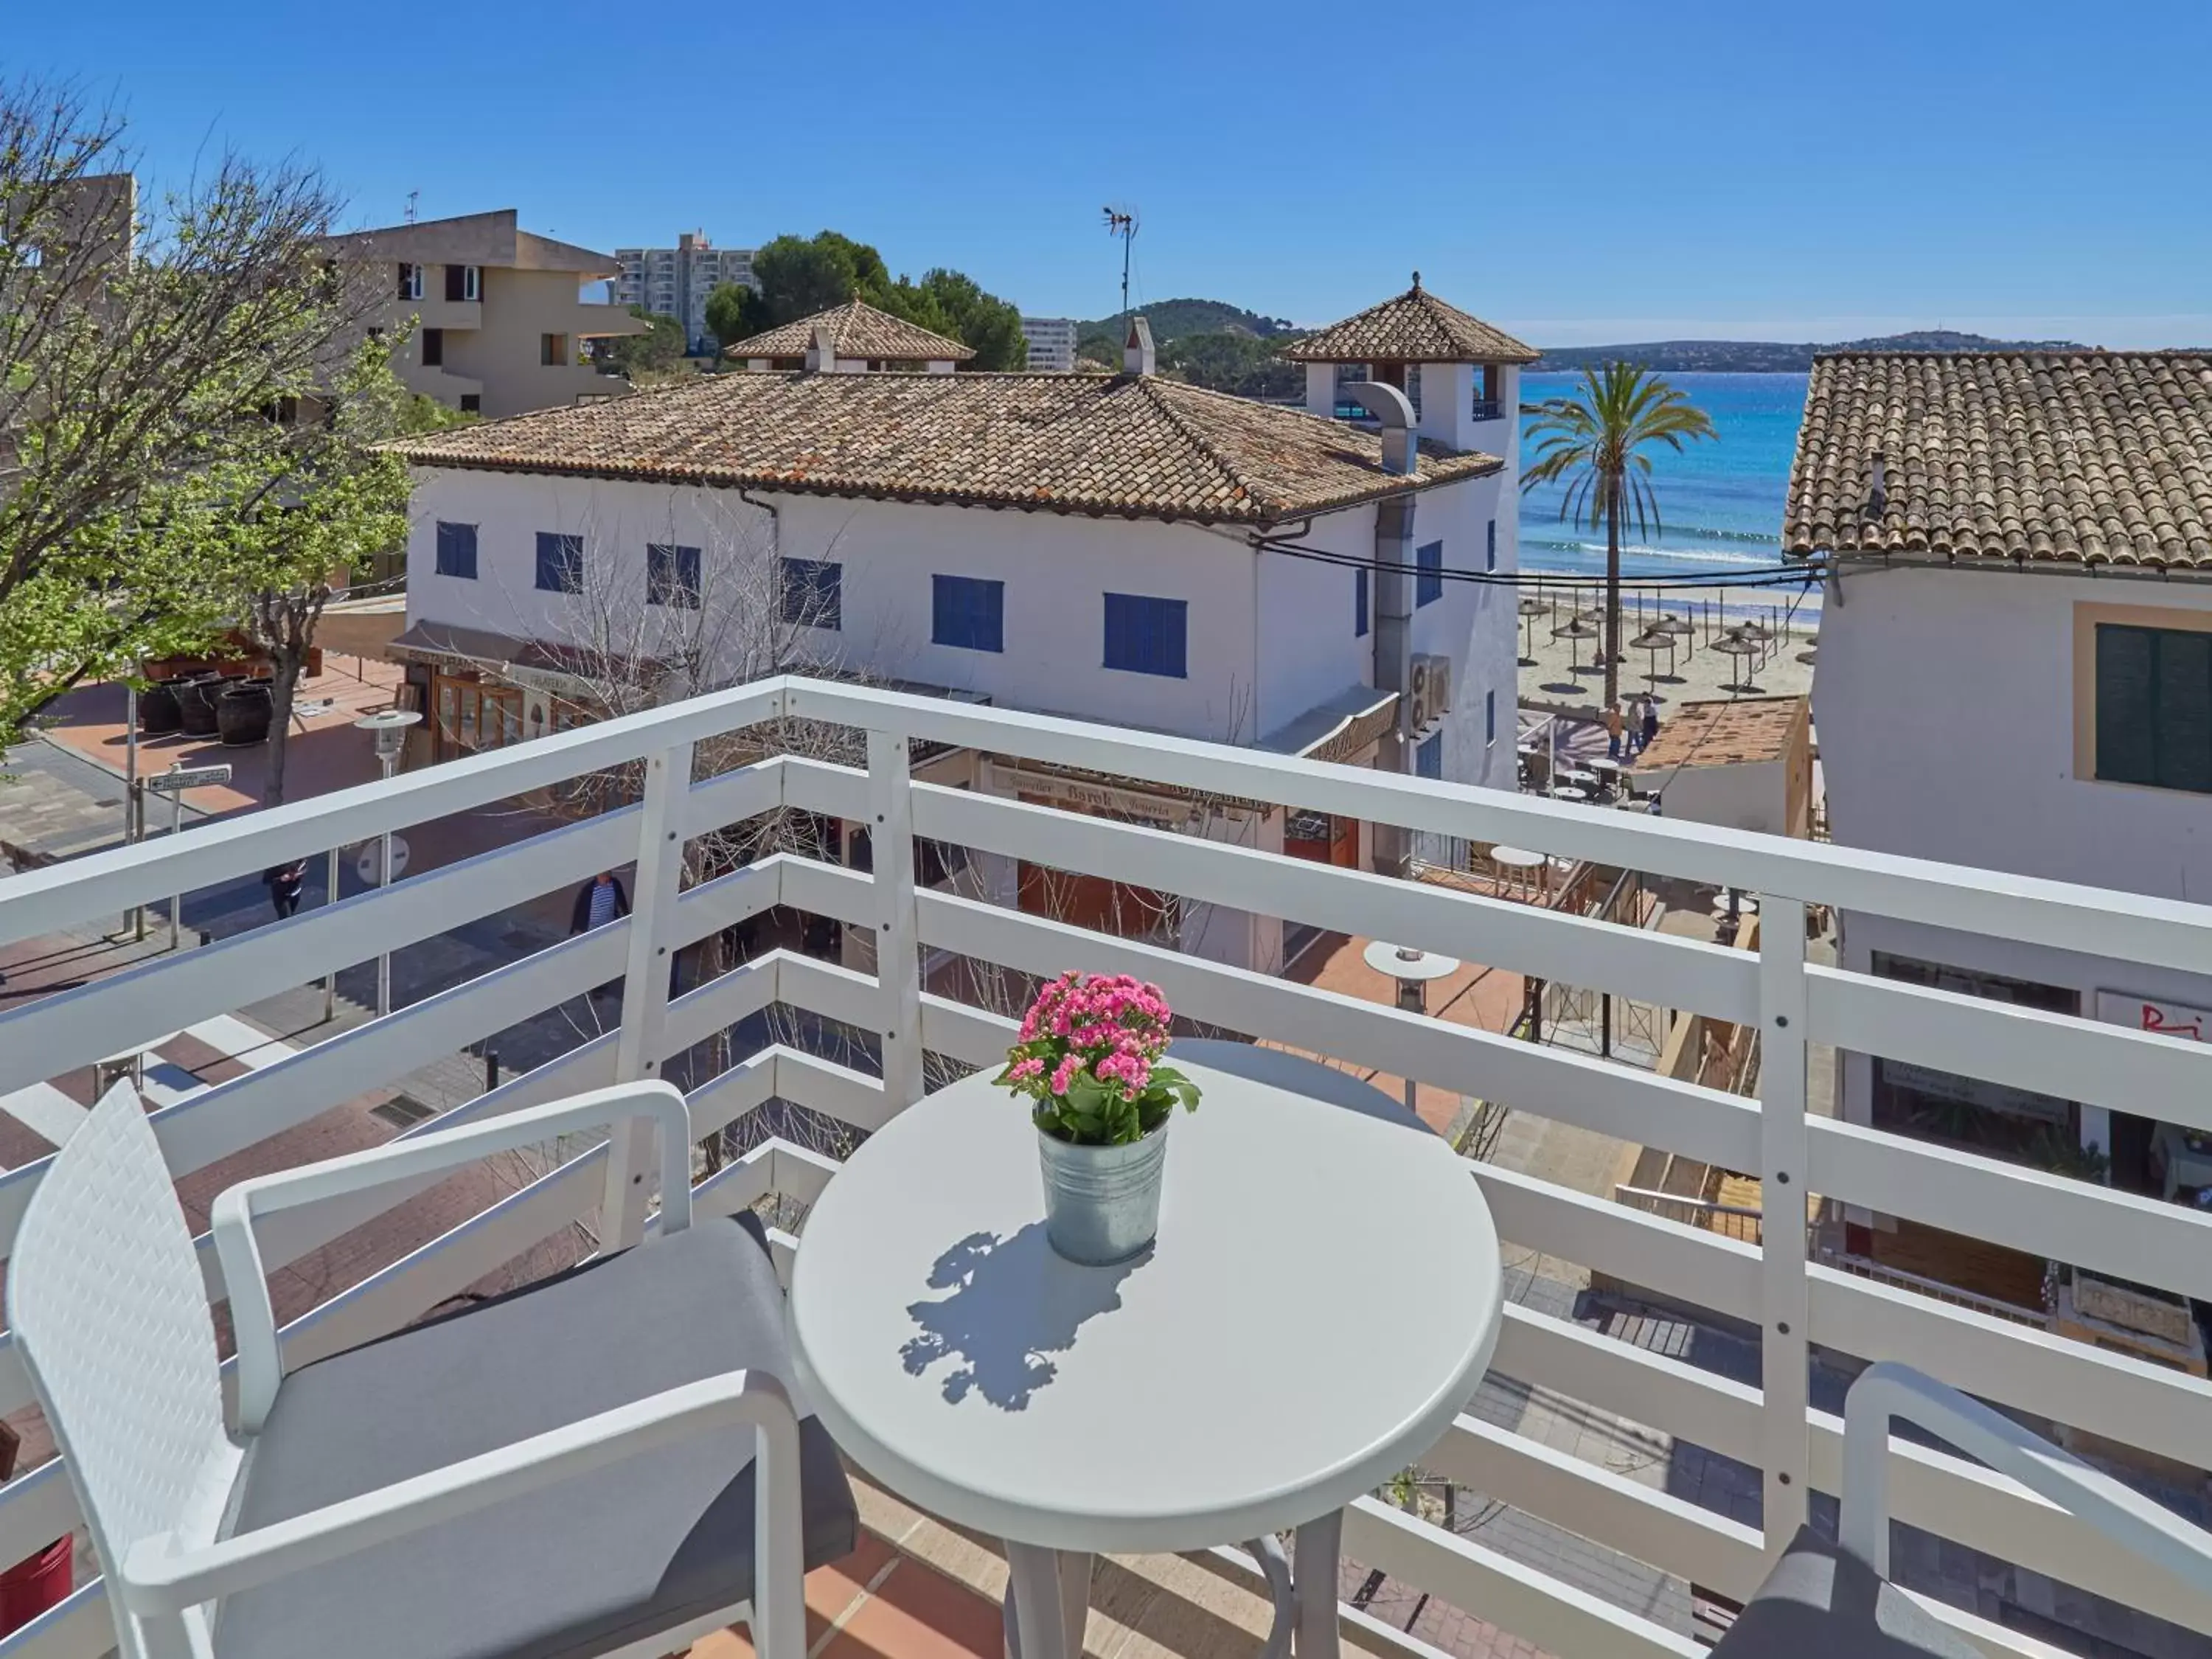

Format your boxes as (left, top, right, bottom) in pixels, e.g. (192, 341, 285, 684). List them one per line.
(1020, 316, 1079, 372)
(386, 292, 1530, 975)
(722, 299, 972, 374)
(612, 232, 757, 354)
(1790, 350, 2212, 1213)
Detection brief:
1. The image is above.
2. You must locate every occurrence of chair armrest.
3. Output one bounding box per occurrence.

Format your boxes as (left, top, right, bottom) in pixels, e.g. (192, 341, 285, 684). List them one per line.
(215, 1080, 694, 1436)
(1840, 1361, 2212, 1593)
(119, 1366, 807, 1659)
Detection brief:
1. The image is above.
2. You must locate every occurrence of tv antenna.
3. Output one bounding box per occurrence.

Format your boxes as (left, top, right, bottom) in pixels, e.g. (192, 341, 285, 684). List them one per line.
(1102, 206, 1138, 318)
(404, 189, 420, 224)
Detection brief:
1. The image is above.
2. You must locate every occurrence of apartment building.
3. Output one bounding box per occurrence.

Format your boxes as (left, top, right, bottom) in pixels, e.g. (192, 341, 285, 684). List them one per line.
(613, 232, 758, 353)
(317, 209, 646, 419)
(384, 286, 1529, 973)
(1020, 315, 1079, 372)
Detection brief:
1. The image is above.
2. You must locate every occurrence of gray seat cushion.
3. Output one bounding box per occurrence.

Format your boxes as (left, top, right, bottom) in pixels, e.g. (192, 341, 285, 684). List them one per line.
(217, 1216, 856, 1659)
(1711, 1526, 1981, 1659)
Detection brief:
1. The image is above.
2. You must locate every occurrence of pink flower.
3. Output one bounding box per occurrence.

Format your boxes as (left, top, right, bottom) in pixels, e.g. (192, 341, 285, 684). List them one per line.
(1050, 1054, 1082, 1097)
(1007, 1057, 1045, 1082)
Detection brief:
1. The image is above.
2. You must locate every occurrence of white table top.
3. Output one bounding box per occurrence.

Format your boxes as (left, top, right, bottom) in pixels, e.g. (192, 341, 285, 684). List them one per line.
(788, 1042, 1501, 1554)
(1489, 846, 1547, 869)
(1548, 785, 1590, 803)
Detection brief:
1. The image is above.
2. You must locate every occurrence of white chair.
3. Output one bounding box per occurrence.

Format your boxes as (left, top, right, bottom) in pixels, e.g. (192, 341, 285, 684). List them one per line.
(8, 1078, 855, 1659)
(1711, 1362, 2212, 1657)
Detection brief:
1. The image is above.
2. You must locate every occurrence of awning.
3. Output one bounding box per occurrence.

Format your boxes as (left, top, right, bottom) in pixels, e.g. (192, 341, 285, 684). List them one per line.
(383, 622, 662, 693)
(316, 593, 406, 659)
(1259, 686, 1399, 766)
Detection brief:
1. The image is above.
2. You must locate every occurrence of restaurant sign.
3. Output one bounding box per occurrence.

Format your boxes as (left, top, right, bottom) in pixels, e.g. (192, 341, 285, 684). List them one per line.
(2096, 991, 2212, 1044)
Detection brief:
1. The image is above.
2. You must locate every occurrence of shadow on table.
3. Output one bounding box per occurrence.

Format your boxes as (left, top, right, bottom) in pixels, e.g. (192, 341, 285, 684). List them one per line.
(901, 1223, 1142, 1411)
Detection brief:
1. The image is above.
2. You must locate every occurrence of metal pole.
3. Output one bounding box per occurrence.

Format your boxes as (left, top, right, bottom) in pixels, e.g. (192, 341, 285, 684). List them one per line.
(375, 754, 395, 1018)
(322, 844, 340, 1022)
(168, 791, 183, 946)
(125, 681, 141, 938)
(1395, 977, 1423, 1116)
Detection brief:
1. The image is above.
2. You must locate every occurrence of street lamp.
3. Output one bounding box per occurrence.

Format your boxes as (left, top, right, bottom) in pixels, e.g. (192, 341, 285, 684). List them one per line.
(1361, 940, 1462, 1119)
(352, 709, 421, 1018)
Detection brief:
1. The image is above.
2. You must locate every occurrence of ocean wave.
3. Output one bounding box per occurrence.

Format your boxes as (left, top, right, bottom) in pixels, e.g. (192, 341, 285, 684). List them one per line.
(1521, 522, 1778, 546)
(1519, 536, 1789, 568)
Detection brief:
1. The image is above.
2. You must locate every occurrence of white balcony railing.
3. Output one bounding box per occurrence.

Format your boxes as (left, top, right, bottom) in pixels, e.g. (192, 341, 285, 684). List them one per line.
(2, 675, 2211, 1659)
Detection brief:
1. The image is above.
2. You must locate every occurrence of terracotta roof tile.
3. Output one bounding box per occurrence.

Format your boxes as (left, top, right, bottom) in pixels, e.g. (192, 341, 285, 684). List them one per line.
(1282, 279, 1540, 366)
(1784, 352, 2212, 568)
(1638, 696, 1804, 771)
(387, 371, 1502, 527)
(722, 299, 974, 363)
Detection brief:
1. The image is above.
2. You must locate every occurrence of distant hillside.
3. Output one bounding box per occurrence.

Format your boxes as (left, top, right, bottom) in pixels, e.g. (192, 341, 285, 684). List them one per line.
(1531, 330, 2092, 373)
(1076, 298, 1298, 364)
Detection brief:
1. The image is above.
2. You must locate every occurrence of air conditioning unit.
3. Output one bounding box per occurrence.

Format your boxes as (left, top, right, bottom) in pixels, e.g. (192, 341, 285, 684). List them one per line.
(1410, 654, 1453, 730)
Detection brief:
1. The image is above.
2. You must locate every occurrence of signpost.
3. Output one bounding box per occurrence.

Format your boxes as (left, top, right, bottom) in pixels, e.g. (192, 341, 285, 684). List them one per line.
(145, 765, 233, 946)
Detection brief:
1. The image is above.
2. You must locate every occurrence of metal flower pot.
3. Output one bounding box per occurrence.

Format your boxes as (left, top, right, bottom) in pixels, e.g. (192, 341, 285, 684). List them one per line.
(1037, 1119, 1170, 1265)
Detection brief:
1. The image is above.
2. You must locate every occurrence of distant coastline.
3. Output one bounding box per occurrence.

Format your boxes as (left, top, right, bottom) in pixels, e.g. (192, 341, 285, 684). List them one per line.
(1529, 330, 2091, 374)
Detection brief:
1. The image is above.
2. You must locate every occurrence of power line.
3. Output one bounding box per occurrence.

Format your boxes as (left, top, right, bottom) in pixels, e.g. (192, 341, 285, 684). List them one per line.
(1247, 532, 1819, 593)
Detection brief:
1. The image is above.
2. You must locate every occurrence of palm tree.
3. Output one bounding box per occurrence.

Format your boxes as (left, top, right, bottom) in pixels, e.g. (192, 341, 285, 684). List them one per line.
(1521, 364, 1717, 705)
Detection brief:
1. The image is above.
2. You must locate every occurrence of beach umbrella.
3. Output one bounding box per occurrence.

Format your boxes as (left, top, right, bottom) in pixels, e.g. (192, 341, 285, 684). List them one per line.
(1713, 632, 1764, 693)
(1630, 627, 1673, 696)
(1516, 595, 1546, 663)
(1552, 616, 1599, 678)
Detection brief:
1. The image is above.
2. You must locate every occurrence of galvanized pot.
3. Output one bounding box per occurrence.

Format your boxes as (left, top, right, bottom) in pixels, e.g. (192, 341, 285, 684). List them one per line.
(1037, 1119, 1169, 1265)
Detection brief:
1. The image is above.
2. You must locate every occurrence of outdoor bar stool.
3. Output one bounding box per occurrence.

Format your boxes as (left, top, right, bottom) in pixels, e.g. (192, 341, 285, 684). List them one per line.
(1710, 1363, 2212, 1658)
(8, 1078, 857, 1659)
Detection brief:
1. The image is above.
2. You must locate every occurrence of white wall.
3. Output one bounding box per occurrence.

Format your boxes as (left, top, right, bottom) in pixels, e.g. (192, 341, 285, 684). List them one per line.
(1661, 759, 1784, 835)
(1818, 565, 2212, 892)
(1818, 563, 2212, 1137)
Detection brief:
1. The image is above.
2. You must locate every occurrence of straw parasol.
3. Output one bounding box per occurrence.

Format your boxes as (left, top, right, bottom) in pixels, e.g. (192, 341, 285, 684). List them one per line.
(1712, 632, 1764, 693)
(1630, 627, 1673, 696)
(1551, 615, 1599, 678)
(1517, 595, 1547, 664)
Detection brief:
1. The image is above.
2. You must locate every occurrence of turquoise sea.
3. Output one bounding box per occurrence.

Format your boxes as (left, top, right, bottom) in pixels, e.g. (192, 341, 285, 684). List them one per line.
(1517, 371, 1818, 616)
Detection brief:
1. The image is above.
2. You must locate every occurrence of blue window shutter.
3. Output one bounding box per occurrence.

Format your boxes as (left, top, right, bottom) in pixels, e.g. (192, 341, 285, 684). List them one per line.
(1104, 594, 1186, 678)
(1416, 732, 1444, 779)
(1486, 689, 1497, 744)
(1416, 541, 1444, 607)
(1486, 520, 1498, 571)
(535, 532, 582, 594)
(781, 558, 842, 630)
(933, 574, 1004, 652)
(435, 521, 477, 580)
(1354, 568, 1368, 637)
(647, 543, 700, 608)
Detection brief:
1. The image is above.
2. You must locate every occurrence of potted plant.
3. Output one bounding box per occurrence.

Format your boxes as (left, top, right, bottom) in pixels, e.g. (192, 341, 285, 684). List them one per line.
(216, 678, 274, 746)
(995, 971, 1200, 1265)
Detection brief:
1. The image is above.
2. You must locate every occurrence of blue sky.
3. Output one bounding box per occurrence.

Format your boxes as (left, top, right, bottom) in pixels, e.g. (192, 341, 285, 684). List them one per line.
(13, 0, 2212, 347)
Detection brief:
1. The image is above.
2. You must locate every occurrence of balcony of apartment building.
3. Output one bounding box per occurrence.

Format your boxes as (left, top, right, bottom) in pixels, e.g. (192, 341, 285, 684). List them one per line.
(4, 678, 2212, 1659)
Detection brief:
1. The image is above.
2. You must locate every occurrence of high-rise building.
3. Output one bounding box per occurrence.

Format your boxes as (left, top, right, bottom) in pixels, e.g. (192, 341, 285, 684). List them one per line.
(1020, 316, 1079, 373)
(612, 232, 759, 354)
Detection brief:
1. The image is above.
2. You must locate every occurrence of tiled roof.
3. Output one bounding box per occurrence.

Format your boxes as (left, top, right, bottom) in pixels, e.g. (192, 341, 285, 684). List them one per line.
(1281, 278, 1540, 366)
(1784, 352, 2212, 568)
(1637, 696, 1805, 771)
(723, 299, 975, 363)
(387, 371, 1502, 527)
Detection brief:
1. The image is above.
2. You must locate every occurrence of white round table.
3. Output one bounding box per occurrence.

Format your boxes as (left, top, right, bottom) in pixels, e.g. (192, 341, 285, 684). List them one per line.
(1489, 844, 1548, 902)
(788, 1041, 1502, 1659)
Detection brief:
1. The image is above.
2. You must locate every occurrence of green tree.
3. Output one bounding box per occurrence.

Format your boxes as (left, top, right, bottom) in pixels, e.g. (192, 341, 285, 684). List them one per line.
(751, 231, 891, 325)
(899, 268, 1025, 371)
(0, 80, 364, 749)
(1521, 364, 1717, 704)
(1159, 332, 1303, 397)
(748, 232, 1024, 369)
(191, 342, 414, 804)
(604, 307, 686, 378)
(706, 281, 770, 355)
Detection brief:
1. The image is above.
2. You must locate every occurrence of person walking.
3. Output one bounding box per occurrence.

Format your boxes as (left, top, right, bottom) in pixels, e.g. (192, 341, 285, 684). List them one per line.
(569, 871, 630, 935)
(1640, 698, 1661, 757)
(1601, 699, 1625, 761)
(1624, 695, 1647, 758)
(262, 859, 307, 922)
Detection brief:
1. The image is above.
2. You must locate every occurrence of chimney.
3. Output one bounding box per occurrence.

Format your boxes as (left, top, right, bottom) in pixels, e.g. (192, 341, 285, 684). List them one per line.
(806, 323, 837, 374)
(1338, 380, 1421, 876)
(1865, 449, 1888, 520)
(1342, 380, 1418, 476)
(1124, 316, 1155, 377)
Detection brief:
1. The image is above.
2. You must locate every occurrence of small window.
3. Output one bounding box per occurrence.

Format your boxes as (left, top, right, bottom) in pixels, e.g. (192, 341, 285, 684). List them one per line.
(932, 574, 1004, 653)
(434, 521, 478, 580)
(397, 262, 422, 302)
(420, 327, 443, 367)
(1485, 688, 1497, 746)
(2095, 623, 2212, 793)
(1103, 593, 1187, 678)
(1416, 541, 1444, 607)
(535, 532, 583, 594)
(1416, 731, 1444, 779)
(445, 262, 481, 302)
(458, 393, 481, 414)
(647, 543, 702, 608)
(1354, 567, 1368, 638)
(540, 333, 568, 366)
(781, 558, 842, 630)
(1486, 520, 1498, 572)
